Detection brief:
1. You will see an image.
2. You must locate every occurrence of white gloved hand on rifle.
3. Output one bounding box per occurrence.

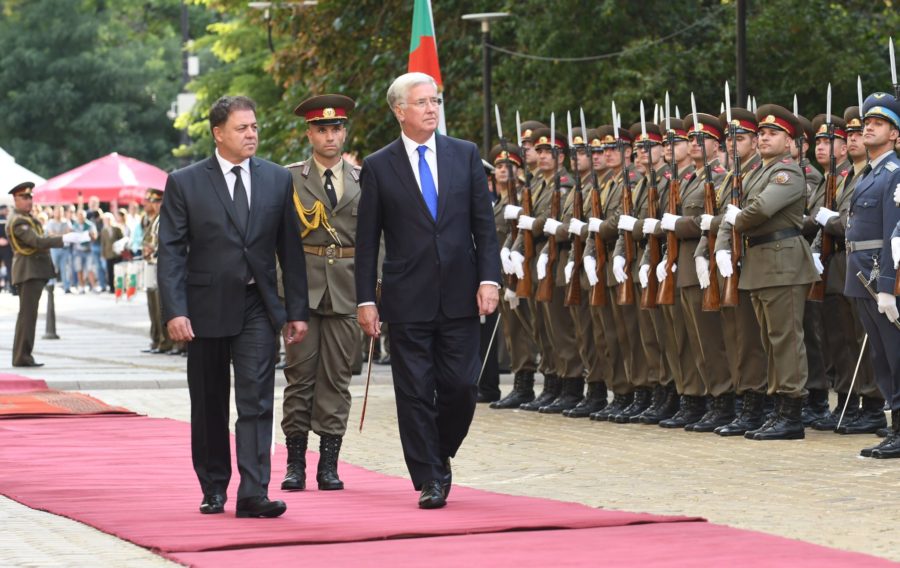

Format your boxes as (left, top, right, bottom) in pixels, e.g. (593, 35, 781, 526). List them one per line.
(617, 214, 638, 232)
(564, 260, 574, 284)
(543, 218, 563, 236)
(724, 204, 742, 226)
(503, 204, 522, 220)
(510, 251, 525, 279)
(812, 252, 824, 275)
(643, 218, 659, 235)
(613, 255, 628, 284)
(660, 213, 680, 231)
(583, 255, 599, 287)
(569, 218, 587, 236)
(639, 264, 650, 289)
(536, 252, 549, 280)
(517, 215, 536, 231)
(814, 207, 839, 226)
(500, 247, 513, 275)
(588, 217, 602, 233)
(695, 256, 710, 289)
(715, 249, 733, 278)
(700, 214, 713, 231)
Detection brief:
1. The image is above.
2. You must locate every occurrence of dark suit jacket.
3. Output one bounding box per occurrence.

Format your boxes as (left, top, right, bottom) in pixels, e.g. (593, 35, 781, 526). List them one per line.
(158, 155, 309, 337)
(355, 135, 501, 323)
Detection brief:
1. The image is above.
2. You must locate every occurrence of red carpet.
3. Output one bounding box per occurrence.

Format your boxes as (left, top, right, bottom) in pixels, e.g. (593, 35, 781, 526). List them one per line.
(167, 523, 898, 568)
(0, 373, 48, 393)
(0, 416, 696, 554)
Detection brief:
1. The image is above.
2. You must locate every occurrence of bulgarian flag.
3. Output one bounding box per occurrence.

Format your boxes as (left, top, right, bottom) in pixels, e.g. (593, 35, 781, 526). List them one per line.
(408, 0, 446, 134)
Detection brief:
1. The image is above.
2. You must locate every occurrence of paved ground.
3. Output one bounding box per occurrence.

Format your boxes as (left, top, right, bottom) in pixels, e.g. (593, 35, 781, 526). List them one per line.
(1, 289, 899, 566)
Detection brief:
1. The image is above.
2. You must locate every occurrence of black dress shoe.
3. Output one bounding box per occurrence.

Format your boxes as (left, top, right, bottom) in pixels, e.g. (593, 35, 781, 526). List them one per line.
(235, 496, 287, 518)
(441, 458, 452, 498)
(418, 480, 447, 509)
(141, 347, 158, 353)
(199, 493, 226, 514)
(13, 361, 44, 367)
(476, 391, 500, 403)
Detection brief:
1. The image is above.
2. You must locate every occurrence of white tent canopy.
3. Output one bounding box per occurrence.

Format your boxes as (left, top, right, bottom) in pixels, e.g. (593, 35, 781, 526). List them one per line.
(0, 147, 46, 206)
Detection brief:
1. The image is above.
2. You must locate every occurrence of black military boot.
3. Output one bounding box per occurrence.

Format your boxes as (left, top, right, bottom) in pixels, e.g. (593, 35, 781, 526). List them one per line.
(639, 383, 680, 424)
(870, 410, 900, 459)
(633, 384, 665, 423)
(590, 392, 632, 421)
(811, 392, 853, 431)
(746, 395, 781, 439)
(689, 392, 736, 432)
(281, 433, 308, 491)
(520, 374, 560, 411)
(491, 371, 535, 409)
(564, 381, 607, 418)
(836, 395, 888, 435)
(716, 390, 766, 436)
(539, 377, 584, 414)
(800, 389, 832, 426)
(316, 434, 344, 490)
(613, 387, 652, 423)
(659, 395, 706, 428)
(750, 395, 805, 440)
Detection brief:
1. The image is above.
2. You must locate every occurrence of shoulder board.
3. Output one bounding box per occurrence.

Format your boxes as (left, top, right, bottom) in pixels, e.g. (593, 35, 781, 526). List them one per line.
(804, 165, 812, 174)
(628, 171, 638, 181)
(560, 175, 569, 184)
(663, 170, 672, 180)
(713, 165, 725, 174)
(286, 161, 305, 169)
(349, 165, 361, 182)
(885, 161, 898, 172)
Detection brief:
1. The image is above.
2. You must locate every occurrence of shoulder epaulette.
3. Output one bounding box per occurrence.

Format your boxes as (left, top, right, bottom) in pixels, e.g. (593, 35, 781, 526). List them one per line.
(349, 164, 361, 182)
(749, 160, 762, 170)
(885, 161, 898, 172)
(682, 171, 693, 181)
(839, 168, 850, 177)
(663, 170, 672, 180)
(286, 160, 305, 169)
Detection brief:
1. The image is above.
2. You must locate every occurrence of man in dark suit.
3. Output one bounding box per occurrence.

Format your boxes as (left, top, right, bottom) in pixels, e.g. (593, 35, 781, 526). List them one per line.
(355, 72, 501, 509)
(158, 95, 310, 518)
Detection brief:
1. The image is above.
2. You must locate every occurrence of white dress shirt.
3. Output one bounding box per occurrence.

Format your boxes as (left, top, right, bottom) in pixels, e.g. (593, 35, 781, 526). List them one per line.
(215, 149, 252, 207)
(401, 131, 439, 194)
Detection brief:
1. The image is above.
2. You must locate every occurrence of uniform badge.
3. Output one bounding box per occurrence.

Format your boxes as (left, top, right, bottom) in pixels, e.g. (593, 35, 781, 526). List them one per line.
(885, 161, 898, 172)
(773, 171, 791, 185)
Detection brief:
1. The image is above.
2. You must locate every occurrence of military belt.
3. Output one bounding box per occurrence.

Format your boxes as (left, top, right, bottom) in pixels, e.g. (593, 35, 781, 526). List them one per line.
(846, 239, 883, 253)
(303, 244, 355, 259)
(744, 228, 801, 248)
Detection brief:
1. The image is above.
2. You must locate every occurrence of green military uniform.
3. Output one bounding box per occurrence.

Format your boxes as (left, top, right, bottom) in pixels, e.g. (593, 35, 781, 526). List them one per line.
(724, 104, 819, 440)
(7, 182, 63, 367)
(281, 94, 360, 492)
(142, 189, 174, 354)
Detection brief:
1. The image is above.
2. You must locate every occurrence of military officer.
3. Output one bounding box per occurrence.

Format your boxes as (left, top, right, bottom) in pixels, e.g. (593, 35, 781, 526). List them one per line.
(7, 182, 73, 366)
(846, 93, 900, 458)
(281, 94, 361, 490)
(717, 104, 819, 440)
(141, 188, 175, 355)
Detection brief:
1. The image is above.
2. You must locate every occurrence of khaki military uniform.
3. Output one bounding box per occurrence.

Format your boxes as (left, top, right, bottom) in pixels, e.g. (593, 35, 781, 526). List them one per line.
(698, 153, 768, 395)
(143, 213, 174, 352)
(282, 157, 361, 437)
(723, 153, 819, 397)
(8, 210, 63, 366)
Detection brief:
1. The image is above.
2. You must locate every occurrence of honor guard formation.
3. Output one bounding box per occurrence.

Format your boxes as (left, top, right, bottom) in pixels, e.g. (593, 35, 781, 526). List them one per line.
(487, 85, 900, 460)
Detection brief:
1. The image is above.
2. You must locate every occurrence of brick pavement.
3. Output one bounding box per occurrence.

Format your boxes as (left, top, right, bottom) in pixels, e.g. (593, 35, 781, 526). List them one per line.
(1, 290, 898, 565)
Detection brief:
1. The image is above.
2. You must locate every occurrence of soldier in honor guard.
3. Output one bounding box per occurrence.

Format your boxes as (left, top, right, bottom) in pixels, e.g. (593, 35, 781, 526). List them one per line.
(281, 94, 361, 490)
(793, 114, 825, 193)
(705, 108, 769, 436)
(717, 104, 819, 440)
(518, 120, 546, 180)
(810, 106, 882, 432)
(491, 143, 541, 409)
(660, 112, 731, 431)
(141, 188, 176, 355)
(845, 92, 900, 458)
(7, 182, 74, 367)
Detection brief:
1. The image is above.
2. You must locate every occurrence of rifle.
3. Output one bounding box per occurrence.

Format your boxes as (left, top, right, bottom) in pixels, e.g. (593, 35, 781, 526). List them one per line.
(514, 112, 535, 298)
(589, 152, 608, 307)
(809, 84, 835, 302)
(615, 114, 635, 305)
(721, 93, 743, 307)
(641, 105, 661, 309)
(657, 92, 679, 306)
(699, 148, 721, 311)
(536, 118, 560, 303)
(564, 109, 588, 307)
(495, 106, 519, 293)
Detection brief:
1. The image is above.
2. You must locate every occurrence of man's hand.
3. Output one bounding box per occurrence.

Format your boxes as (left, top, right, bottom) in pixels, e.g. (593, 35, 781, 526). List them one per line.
(167, 316, 195, 343)
(612, 255, 628, 284)
(503, 204, 522, 220)
(639, 264, 650, 289)
(588, 217, 602, 233)
(477, 283, 500, 316)
(660, 213, 680, 231)
(536, 253, 549, 280)
(700, 214, 714, 231)
(358, 305, 381, 338)
(583, 255, 599, 286)
(617, 214, 638, 232)
(568, 218, 587, 236)
(695, 256, 710, 289)
(510, 251, 525, 278)
(716, 250, 733, 278)
(643, 218, 659, 235)
(877, 292, 899, 323)
(724, 204, 742, 226)
(517, 215, 536, 231)
(814, 207, 839, 226)
(500, 247, 513, 275)
(543, 218, 563, 236)
(812, 252, 824, 275)
(283, 321, 309, 345)
(892, 236, 900, 269)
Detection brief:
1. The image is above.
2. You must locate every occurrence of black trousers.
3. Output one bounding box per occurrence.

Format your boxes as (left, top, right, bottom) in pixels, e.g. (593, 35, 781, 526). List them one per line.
(477, 311, 501, 399)
(389, 313, 480, 489)
(187, 286, 277, 500)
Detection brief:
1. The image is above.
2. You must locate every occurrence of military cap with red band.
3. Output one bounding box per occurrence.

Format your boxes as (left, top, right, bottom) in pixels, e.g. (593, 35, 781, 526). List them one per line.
(843, 106, 863, 132)
(531, 127, 568, 151)
(684, 113, 723, 141)
(518, 120, 546, 144)
(718, 107, 758, 135)
(755, 104, 801, 139)
(294, 94, 356, 125)
(659, 117, 689, 142)
(489, 143, 524, 167)
(629, 122, 663, 144)
(811, 114, 847, 140)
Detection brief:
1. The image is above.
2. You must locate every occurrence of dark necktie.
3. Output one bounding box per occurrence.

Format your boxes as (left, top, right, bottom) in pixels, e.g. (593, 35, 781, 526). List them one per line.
(861, 163, 873, 178)
(231, 165, 249, 234)
(323, 169, 338, 208)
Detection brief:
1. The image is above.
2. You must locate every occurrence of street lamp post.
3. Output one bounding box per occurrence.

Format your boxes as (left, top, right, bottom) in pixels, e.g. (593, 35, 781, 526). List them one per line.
(249, 1, 319, 53)
(462, 12, 509, 158)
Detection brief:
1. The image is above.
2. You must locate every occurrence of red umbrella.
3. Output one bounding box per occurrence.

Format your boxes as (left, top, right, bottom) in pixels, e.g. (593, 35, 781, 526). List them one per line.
(33, 152, 168, 205)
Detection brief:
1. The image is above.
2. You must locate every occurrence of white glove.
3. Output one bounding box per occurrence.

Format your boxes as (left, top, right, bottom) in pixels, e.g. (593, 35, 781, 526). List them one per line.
(655, 260, 668, 283)
(613, 255, 628, 284)
(892, 236, 900, 269)
(568, 218, 587, 236)
(660, 213, 680, 231)
(643, 218, 659, 235)
(62, 232, 81, 245)
(503, 287, 520, 310)
(724, 204, 742, 226)
(517, 215, 535, 231)
(695, 256, 710, 289)
(700, 214, 714, 231)
(583, 255, 599, 287)
(543, 218, 563, 236)
(503, 204, 523, 220)
(877, 292, 899, 323)
(500, 247, 513, 275)
(617, 214, 638, 232)
(564, 260, 574, 284)
(639, 264, 650, 289)
(814, 207, 839, 226)
(812, 252, 824, 275)
(715, 249, 733, 278)
(113, 236, 129, 255)
(510, 251, 525, 279)
(588, 217, 602, 233)
(536, 252, 549, 280)
(894, 183, 900, 205)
